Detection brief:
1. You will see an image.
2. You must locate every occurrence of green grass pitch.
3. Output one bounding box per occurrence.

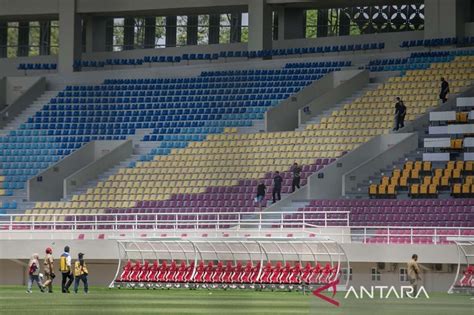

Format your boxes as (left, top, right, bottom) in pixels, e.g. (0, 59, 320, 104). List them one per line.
(0, 286, 472, 315)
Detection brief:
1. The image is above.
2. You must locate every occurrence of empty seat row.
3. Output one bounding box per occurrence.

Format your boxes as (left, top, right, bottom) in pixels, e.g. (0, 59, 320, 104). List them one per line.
(115, 260, 339, 289)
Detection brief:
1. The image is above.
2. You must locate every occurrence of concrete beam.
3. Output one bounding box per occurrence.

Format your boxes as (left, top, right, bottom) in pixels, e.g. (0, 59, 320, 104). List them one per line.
(85, 16, 107, 53)
(247, 0, 272, 51)
(277, 7, 305, 40)
(58, 0, 82, 74)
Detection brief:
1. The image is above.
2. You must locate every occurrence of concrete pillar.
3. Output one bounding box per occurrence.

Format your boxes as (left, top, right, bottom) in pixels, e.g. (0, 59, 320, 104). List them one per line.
(59, 0, 82, 73)
(277, 7, 305, 40)
(0, 22, 7, 58)
(105, 18, 113, 51)
(39, 21, 51, 55)
(123, 18, 135, 50)
(85, 16, 107, 53)
(165, 16, 177, 47)
(273, 11, 278, 40)
(338, 10, 350, 36)
(317, 9, 328, 38)
(17, 22, 29, 57)
(248, 0, 272, 52)
(230, 13, 241, 43)
(424, 0, 470, 40)
(187, 15, 198, 45)
(209, 14, 220, 44)
(144, 17, 156, 49)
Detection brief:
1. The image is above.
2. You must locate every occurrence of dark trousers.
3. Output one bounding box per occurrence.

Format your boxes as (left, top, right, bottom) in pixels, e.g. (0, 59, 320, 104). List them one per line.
(394, 114, 405, 131)
(74, 274, 88, 293)
(61, 272, 74, 292)
(439, 92, 448, 103)
(272, 187, 281, 203)
(292, 177, 300, 192)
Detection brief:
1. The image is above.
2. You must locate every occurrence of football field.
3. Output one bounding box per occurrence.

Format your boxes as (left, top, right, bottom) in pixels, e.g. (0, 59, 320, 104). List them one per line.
(0, 286, 472, 315)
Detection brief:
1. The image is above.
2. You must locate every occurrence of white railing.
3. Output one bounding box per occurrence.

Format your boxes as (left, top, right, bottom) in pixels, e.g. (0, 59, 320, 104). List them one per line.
(0, 211, 472, 245)
(0, 210, 350, 231)
(350, 226, 474, 245)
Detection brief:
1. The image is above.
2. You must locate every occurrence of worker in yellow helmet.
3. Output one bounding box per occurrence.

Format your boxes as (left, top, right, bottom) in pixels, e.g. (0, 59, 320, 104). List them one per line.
(73, 253, 89, 294)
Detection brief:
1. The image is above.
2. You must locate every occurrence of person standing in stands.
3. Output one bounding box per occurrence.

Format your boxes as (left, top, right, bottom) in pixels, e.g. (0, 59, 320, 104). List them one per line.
(73, 253, 89, 294)
(26, 253, 44, 293)
(291, 163, 302, 192)
(60, 245, 74, 293)
(439, 77, 450, 103)
(393, 97, 407, 131)
(407, 254, 422, 292)
(42, 247, 55, 293)
(255, 181, 266, 211)
(272, 171, 283, 203)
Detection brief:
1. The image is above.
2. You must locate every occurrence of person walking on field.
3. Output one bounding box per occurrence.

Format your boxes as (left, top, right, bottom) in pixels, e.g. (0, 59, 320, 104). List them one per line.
(272, 171, 283, 203)
(60, 246, 74, 293)
(26, 253, 44, 293)
(439, 77, 450, 103)
(291, 163, 302, 192)
(73, 253, 89, 294)
(407, 254, 422, 292)
(42, 247, 55, 293)
(393, 97, 407, 131)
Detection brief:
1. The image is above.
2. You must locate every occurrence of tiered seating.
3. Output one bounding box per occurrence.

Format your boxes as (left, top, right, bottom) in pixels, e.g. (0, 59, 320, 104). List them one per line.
(27, 137, 340, 221)
(369, 93, 474, 199)
(0, 201, 17, 214)
(115, 260, 339, 289)
(455, 266, 474, 288)
(70, 42, 382, 70)
(367, 53, 455, 72)
(17, 63, 57, 72)
(369, 161, 474, 198)
(22, 53, 473, 221)
(365, 228, 474, 244)
(3, 61, 349, 194)
(286, 199, 473, 228)
(400, 37, 474, 48)
(312, 55, 474, 137)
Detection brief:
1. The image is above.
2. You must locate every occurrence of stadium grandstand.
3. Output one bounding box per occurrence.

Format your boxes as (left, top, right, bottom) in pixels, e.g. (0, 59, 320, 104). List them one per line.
(0, 0, 473, 314)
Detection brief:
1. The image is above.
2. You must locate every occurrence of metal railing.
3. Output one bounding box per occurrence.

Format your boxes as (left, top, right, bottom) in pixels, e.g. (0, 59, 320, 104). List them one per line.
(350, 226, 474, 245)
(1, 211, 472, 245)
(0, 210, 350, 231)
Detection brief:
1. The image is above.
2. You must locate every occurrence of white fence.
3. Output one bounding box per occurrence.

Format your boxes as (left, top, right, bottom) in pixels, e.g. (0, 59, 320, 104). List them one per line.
(0, 210, 350, 231)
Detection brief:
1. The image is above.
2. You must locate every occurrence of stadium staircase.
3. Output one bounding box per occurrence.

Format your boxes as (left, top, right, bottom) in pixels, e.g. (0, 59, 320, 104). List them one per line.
(4, 49, 474, 231)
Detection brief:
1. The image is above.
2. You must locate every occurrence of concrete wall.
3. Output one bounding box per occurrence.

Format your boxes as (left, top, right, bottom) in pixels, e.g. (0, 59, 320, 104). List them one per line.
(0, 77, 46, 129)
(0, 259, 117, 286)
(0, 55, 57, 77)
(264, 133, 417, 214)
(265, 71, 333, 132)
(307, 133, 417, 198)
(0, 77, 5, 108)
(424, 0, 471, 40)
(342, 133, 418, 195)
(299, 70, 369, 126)
(64, 139, 132, 196)
(27, 140, 128, 201)
(0, 29, 424, 78)
(465, 22, 474, 36)
(265, 70, 368, 132)
(347, 262, 456, 293)
(28, 142, 95, 201)
(4, 76, 42, 105)
(0, 239, 462, 290)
